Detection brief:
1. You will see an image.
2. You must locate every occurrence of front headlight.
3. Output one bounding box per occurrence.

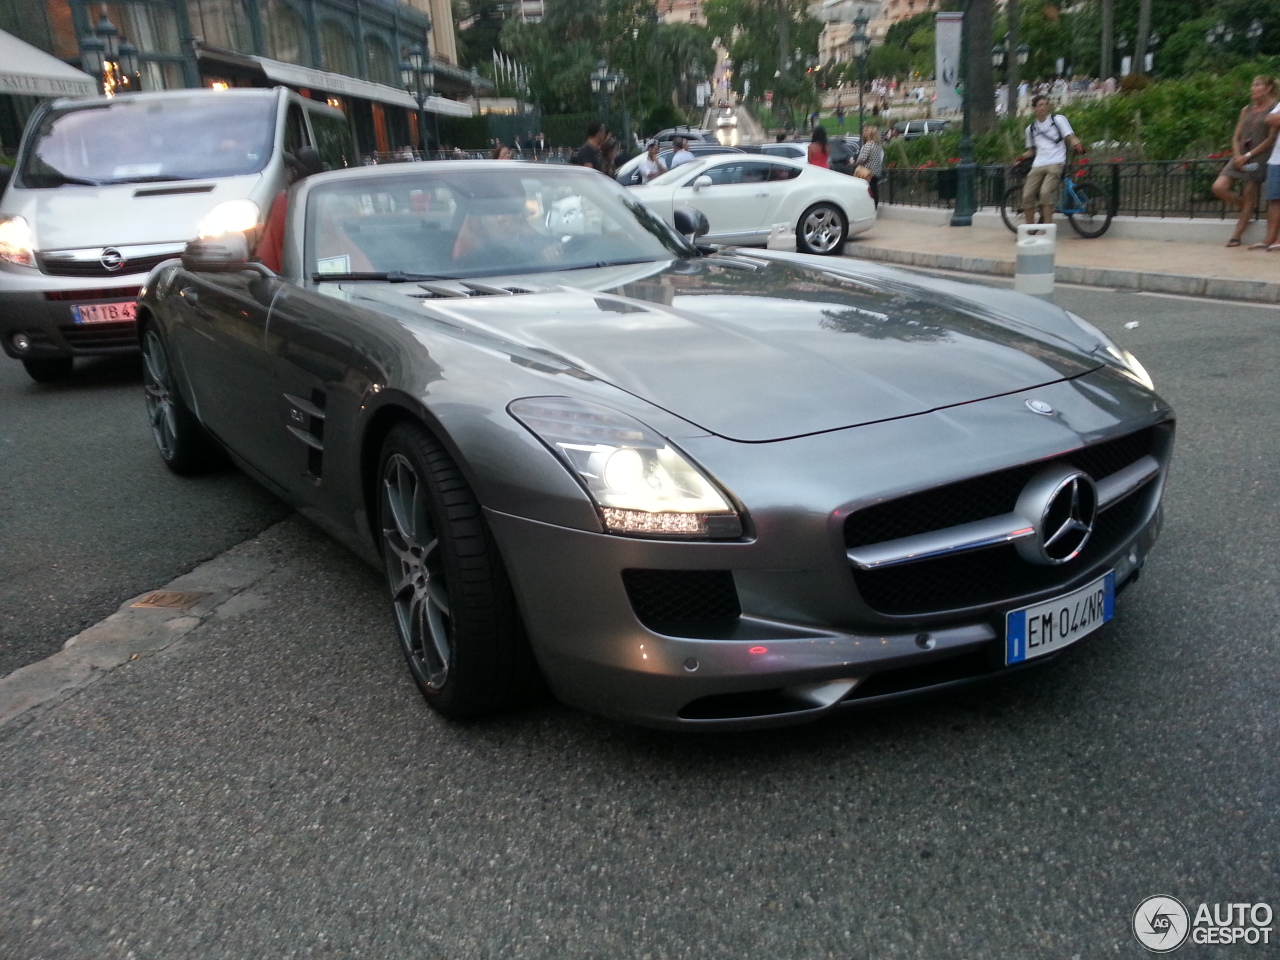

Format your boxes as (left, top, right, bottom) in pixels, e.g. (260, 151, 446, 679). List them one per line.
(0, 215, 35, 267)
(510, 397, 743, 539)
(197, 199, 261, 239)
(1066, 311, 1155, 391)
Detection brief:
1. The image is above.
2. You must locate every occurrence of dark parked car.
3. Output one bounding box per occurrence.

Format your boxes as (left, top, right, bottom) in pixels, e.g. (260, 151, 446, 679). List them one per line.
(893, 119, 951, 140)
(138, 161, 1173, 730)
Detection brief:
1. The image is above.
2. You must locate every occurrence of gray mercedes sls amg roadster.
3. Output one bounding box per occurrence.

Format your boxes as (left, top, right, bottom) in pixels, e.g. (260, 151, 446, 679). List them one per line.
(137, 161, 1173, 730)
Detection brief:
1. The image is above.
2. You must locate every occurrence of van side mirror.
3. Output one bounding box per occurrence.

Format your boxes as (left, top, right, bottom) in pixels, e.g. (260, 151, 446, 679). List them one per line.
(286, 145, 325, 179)
(181, 233, 273, 276)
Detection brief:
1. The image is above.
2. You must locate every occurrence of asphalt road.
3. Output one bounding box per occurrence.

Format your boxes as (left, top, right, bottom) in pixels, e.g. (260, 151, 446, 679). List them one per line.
(0, 285, 1276, 958)
(0, 353, 291, 677)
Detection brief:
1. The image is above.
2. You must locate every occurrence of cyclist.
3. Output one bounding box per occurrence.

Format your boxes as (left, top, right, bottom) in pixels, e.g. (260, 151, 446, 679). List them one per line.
(1015, 95, 1085, 225)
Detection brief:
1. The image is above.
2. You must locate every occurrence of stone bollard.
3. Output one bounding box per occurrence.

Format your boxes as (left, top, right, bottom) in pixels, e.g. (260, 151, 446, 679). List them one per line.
(1014, 223, 1056, 298)
(767, 222, 797, 251)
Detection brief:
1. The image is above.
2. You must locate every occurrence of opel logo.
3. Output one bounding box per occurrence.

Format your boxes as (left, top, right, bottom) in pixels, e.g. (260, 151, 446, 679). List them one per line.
(100, 247, 126, 272)
(1014, 466, 1098, 565)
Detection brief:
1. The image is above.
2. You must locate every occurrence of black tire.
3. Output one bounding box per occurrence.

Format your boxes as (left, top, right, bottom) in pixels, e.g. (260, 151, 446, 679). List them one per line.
(796, 202, 848, 256)
(1000, 184, 1025, 234)
(140, 326, 223, 474)
(1065, 180, 1113, 239)
(22, 357, 73, 382)
(378, 422, 538, 718)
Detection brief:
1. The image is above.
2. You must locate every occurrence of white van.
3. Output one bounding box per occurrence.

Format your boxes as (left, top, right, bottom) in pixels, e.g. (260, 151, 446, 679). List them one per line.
(0, 86, 354, 381)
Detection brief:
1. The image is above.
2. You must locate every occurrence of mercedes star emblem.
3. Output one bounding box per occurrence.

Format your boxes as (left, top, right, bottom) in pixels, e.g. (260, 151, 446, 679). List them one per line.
(1014, 466, 1098, 565)
(1025, 399, 1055, 416)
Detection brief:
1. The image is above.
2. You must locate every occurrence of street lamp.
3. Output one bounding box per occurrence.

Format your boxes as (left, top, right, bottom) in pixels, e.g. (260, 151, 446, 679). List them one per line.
(950, 0, 976, 227)
(589, 60, 624, 131)
(400, 42, 436, 158)
(1247, 19, 1263, 57)
(1205, 22, 1233, 49)
(79, 12, 140, 95)
(851, 16, 870, 137)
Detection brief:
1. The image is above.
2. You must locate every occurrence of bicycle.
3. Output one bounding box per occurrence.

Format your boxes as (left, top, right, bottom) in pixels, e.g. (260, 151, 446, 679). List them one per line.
(999, 162, 1114, 239)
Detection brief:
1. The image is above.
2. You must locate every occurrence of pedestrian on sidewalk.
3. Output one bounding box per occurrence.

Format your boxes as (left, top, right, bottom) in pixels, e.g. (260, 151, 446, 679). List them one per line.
(668, 136, 695, 169)
(1016, 95, 1084, 225)
(1253, 96, 1280, 252)
(855, 124, 884, 207)
(808, 124, 830, 168)
(571, 121, 609, 172)
(1215, 76, 1278, 247)
(637, 139, 667, 182)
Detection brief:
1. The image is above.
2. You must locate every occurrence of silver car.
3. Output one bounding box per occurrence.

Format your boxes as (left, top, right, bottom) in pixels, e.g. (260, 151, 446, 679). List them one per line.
(138, 161, 1173, 730)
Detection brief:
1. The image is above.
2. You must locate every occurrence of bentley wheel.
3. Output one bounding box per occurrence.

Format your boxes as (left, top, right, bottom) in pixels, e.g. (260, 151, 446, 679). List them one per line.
(141, 327, 222, 474)
(379, 422, 537, 718)
(22, 357, 74, 382)
(796, 203, 848, 256)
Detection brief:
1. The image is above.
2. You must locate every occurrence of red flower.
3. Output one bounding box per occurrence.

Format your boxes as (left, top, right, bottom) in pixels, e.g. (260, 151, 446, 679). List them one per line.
(946, 157, 961, 164)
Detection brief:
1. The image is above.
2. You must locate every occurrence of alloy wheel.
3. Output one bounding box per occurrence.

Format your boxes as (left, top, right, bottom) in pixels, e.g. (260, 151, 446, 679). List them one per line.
(382, 452, 452, 689)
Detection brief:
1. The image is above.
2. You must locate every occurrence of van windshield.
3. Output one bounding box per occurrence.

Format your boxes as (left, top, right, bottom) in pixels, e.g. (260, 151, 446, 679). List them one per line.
(21, 95, 277, 187)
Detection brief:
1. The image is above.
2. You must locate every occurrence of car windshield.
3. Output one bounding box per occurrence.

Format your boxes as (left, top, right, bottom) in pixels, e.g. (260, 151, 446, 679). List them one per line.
(21, 95, 276, 187)
(644, 158, 710, 186)
(305, 166, 697, 281)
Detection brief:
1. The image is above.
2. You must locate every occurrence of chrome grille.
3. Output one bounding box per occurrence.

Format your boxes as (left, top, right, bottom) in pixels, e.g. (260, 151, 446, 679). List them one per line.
(845, 426, 1166, 617)
(40, 253, 174, 278)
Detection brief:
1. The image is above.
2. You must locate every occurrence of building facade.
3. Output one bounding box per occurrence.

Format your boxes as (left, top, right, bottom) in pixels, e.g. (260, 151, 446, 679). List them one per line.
(1, 0, 482, 156)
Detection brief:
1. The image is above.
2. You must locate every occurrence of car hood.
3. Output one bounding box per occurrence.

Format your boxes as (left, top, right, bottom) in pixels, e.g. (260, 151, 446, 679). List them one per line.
(361, 254, 1105, 443)
(6, 175, 263, 251)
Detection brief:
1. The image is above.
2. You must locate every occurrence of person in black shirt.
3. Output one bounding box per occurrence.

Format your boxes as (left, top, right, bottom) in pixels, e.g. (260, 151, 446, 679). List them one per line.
(571, 121, 609, 172)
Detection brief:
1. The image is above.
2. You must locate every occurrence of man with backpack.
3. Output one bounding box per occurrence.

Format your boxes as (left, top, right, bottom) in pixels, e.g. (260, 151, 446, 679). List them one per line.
(1016, 95, 1084, 225)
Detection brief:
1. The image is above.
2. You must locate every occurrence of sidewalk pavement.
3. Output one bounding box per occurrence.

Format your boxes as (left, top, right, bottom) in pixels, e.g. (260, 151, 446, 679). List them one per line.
(844, 208, 1280, 304)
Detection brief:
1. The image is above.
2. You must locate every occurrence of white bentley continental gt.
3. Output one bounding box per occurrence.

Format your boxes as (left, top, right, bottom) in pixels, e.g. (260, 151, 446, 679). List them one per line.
(630, 153, 875, 255)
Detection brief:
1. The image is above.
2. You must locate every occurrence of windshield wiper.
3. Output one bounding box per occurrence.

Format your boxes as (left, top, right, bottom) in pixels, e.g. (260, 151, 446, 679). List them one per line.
(311, 271, 447, 283)
(34, 174, 106, 187)
(571, 257, 670, 270)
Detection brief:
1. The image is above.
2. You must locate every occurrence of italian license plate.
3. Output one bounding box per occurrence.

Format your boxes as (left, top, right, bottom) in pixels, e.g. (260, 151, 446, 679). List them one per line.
(1005, 572, 1115, 665)
(72, 301, 137, 324)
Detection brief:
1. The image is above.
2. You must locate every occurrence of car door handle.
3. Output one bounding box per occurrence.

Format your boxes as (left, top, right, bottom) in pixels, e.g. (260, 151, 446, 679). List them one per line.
(180, 287, 199, 306)
(755, 192, 769, 198)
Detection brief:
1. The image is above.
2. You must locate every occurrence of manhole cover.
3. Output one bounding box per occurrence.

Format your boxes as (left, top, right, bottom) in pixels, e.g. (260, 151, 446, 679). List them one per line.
(130, 591, 210, 610)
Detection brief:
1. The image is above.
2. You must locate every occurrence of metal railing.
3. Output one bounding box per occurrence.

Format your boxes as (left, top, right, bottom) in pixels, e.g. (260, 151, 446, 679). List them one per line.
(882, 159, 1268, 220)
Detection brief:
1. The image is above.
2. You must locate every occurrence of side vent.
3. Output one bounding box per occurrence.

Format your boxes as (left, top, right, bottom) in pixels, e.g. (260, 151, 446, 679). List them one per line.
(284, 389, 327, 480)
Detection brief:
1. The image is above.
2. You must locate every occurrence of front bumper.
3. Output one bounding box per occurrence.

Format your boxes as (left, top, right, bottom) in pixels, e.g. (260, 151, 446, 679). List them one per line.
(486, 373, 1173, 730)
(0, 268, 151, 360)
(487, 503, 1159, 731)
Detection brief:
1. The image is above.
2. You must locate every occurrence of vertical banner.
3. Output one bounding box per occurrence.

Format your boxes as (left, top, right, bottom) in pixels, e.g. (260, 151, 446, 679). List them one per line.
(935, 12, 964, 113)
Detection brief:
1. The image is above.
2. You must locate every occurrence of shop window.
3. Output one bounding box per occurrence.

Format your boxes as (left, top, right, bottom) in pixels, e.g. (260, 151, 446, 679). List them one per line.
(185, 0, 252, 52)
(365, 34, 395, 86)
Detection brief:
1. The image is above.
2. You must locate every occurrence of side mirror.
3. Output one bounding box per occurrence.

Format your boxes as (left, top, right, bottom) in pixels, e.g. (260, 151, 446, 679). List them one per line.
(692, 175, 713, 191)
(285, 145, 326, 179)
(181, 233, 259, 273)
(673, 206, 709, 241)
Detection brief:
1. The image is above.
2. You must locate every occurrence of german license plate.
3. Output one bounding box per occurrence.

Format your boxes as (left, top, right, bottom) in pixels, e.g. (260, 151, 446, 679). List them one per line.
(1005, 572, 1115, 665)
(72, 301, 137, 324)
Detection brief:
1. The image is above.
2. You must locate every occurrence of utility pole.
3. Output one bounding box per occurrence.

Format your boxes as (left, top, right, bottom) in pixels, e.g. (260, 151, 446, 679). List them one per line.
(1100, 0, 1114, 79)
(1134, 0, 1152, 73)
(1005, 0, 1019, 117)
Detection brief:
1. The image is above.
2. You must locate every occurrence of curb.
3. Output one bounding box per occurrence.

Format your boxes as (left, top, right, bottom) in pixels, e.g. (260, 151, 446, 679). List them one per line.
(843, 244, 1280, 304)
(0, 521, 291, 729)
